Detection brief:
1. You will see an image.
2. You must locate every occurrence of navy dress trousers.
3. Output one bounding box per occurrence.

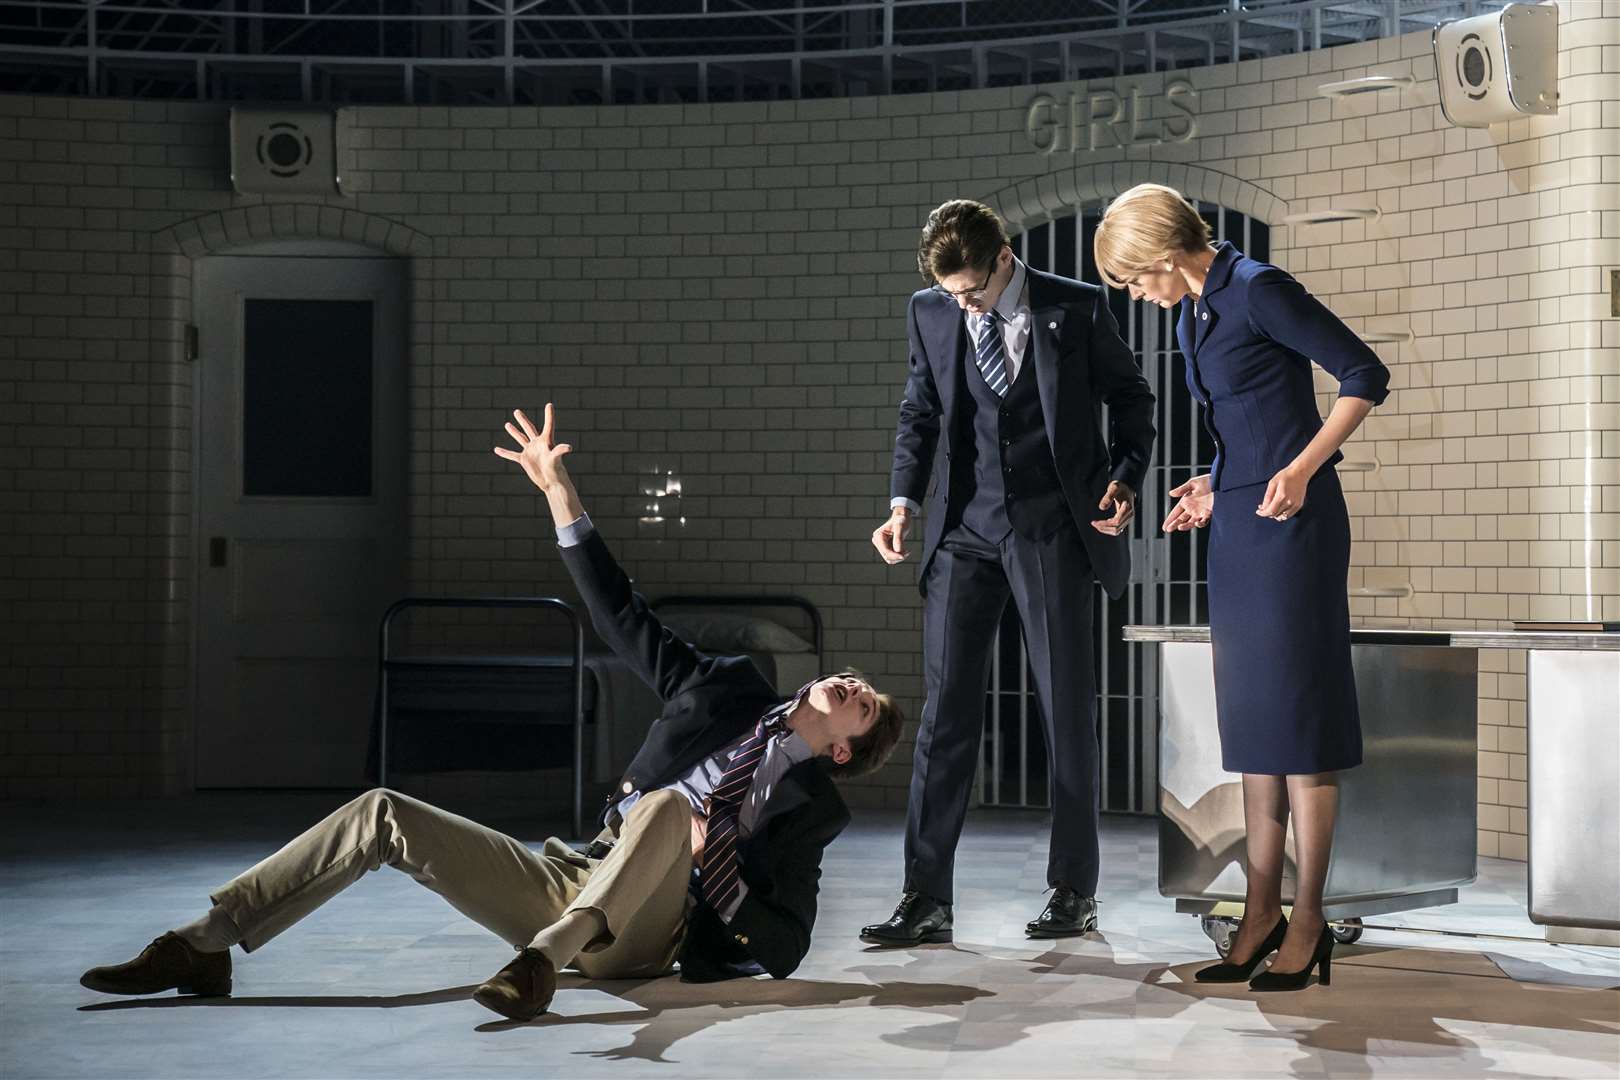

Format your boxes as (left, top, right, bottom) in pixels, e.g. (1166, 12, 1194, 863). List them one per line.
(889, 261, 1156, 900)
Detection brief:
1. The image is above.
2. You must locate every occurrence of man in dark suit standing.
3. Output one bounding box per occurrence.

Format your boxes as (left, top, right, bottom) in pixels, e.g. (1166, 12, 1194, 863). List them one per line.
(862, 200, 1156, 945)
(80, 405, 903, 1022)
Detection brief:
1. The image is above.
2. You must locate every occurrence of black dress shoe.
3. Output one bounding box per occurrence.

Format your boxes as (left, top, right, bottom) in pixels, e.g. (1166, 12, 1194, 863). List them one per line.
(80, 932, 232, 997)
(859, 892, 953, 946)
(1249, 923, 1335, 992)
(1025, 886, 1098, 938)
(1194, 915, 1286, 983)
(473, 948, 557, 1021)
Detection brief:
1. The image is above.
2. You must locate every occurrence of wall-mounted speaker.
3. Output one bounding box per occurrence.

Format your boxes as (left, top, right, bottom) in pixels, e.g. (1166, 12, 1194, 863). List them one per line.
(229, 109, 346, 195)
(1432, 2, 1559, 128)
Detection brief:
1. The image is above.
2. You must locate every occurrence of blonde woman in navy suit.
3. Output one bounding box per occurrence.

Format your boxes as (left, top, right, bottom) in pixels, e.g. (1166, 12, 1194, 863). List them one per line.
(1095, 184, 1390, 992)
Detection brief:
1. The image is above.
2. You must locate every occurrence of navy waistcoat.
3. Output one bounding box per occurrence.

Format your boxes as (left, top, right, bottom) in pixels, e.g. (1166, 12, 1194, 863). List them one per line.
(953, 345, 1068, 542)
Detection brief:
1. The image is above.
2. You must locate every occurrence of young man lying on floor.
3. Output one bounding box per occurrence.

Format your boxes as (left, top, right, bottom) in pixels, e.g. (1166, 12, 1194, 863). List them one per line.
(81, 404, 904, 1021)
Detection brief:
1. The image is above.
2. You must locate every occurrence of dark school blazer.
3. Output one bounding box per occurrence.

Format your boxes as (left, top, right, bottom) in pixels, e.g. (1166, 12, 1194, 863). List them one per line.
(889, 266, 1156, 598)
(560, 531, 848, 982)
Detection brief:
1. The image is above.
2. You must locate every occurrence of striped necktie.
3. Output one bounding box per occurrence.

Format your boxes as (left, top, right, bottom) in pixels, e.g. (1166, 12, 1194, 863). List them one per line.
(974, 310, 1010, 396)
(698, 719, 773, 914)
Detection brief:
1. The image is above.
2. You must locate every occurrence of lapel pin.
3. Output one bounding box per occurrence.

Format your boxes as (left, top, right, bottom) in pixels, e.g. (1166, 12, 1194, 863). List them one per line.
(1048, 321, 1058, 330)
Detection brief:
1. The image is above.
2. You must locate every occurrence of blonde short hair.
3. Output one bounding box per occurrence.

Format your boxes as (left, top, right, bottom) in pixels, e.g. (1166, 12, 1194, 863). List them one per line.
(1093, 183, 1212, 289)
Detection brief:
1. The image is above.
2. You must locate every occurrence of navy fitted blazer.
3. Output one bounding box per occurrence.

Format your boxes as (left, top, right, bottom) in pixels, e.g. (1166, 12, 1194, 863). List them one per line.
(889, 266, 1156, 599)
(1177, 242, 1390, 491)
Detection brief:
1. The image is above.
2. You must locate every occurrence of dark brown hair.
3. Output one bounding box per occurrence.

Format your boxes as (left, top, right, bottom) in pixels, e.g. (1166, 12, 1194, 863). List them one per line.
(823, 670, 906, 782)
(917, 199, 1009, 285)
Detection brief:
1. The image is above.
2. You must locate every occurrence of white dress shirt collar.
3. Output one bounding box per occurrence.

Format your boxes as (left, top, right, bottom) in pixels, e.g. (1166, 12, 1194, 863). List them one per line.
(993, 256, 1031, 322)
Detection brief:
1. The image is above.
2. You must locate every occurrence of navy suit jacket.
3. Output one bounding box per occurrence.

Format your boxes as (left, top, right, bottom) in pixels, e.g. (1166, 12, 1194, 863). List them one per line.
(888, 267, 1157, 599)
(1177, 242, 1390, 491)
(558, 531, 848, 983)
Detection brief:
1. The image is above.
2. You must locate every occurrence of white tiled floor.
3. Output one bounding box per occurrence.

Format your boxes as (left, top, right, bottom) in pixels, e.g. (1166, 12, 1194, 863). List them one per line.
(3, 795, 1616, 1078)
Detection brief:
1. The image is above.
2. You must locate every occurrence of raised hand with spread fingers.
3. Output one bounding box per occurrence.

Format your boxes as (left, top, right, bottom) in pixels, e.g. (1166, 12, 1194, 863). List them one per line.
(493, 403, 584, 526)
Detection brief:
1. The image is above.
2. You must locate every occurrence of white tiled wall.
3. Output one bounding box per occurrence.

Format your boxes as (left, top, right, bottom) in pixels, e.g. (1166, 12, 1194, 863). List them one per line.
(1, 3, 1615, 858)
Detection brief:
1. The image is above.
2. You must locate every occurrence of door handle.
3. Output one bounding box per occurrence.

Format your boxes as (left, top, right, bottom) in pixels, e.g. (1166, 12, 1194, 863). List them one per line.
(209, 537, 228, 567)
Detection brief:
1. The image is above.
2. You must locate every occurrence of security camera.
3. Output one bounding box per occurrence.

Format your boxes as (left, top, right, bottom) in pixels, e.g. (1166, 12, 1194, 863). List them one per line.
(1432, 2, 1559, 128)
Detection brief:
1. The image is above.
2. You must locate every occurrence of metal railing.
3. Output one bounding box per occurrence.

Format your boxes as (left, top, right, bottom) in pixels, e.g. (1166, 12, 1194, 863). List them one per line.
(0, 0, 1508, 104)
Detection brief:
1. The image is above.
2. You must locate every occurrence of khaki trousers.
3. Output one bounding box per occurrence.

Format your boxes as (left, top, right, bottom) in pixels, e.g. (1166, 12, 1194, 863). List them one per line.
(212, 787, 694, 979)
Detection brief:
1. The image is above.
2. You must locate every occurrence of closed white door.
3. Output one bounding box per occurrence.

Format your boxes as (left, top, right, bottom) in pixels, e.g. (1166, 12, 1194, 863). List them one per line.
(194, 252, 407, 788)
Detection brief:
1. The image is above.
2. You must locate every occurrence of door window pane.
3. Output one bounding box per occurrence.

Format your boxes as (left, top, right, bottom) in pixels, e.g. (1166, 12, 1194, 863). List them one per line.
(243, 299, 373, 497)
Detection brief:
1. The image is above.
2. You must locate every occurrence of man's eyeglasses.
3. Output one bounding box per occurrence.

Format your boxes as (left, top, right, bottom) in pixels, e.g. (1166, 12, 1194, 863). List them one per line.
(931, 260, 997, 300)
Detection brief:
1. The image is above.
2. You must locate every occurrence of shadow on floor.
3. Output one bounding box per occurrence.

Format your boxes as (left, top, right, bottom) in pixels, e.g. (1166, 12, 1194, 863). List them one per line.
(479, 968, 999, 1061)
(842, 938, 1620, 1080)
(1153, 943, 1620, 1079)
(79, 984, 483, 1011)
(70, 935, 1620, 1074)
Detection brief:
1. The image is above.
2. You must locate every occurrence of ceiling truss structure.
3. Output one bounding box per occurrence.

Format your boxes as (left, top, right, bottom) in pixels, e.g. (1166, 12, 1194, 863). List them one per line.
(0, 0, 1511, 105)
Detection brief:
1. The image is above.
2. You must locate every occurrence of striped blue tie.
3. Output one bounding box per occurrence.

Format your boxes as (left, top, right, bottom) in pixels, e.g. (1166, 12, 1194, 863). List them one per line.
(974, 310, 1010, 396)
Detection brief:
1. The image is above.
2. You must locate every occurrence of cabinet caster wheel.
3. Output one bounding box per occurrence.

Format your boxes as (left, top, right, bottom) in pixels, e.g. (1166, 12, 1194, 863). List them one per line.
(1199, 915, 1239, 958)
(1331, 917, 1363, 945)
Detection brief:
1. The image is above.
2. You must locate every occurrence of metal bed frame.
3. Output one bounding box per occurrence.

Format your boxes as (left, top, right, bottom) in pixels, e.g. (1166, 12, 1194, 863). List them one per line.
(375, 591, 821, 840)
(654, 593, 826, 676)
(377, 596, 587, 837)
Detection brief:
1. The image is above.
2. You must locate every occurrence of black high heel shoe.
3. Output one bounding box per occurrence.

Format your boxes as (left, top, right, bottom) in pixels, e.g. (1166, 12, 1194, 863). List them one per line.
(1194, 915, 1287, 983)
(1249, 923, 1335, 991)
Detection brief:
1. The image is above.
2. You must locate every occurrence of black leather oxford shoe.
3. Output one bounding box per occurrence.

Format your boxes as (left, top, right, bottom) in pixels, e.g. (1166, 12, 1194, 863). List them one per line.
(1025, 886, 1098, 938)
(859, 891, 953, 946)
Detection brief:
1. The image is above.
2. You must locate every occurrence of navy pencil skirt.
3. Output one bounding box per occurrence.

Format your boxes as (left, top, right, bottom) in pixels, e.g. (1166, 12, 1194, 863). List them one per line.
(1206, 465, 1363, 775)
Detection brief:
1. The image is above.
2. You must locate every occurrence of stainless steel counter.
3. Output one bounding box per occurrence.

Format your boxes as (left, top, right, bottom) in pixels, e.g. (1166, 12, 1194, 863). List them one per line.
(1127, 623, 1620, 947)
(1124, 625, 1620, 650)
(1452, 630, 1620, 651)
(1526, 649, 1619, 943)
(1144, 632, 1478, 935)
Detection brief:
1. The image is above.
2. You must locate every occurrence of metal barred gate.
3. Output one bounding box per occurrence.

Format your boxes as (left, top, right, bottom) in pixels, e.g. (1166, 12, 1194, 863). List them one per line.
(977, 202, 1269, 814)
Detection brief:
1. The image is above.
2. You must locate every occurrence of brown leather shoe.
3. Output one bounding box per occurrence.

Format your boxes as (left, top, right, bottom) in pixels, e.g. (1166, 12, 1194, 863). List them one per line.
(80, 932, 232, 997)
(472, 948, 556, 1021)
